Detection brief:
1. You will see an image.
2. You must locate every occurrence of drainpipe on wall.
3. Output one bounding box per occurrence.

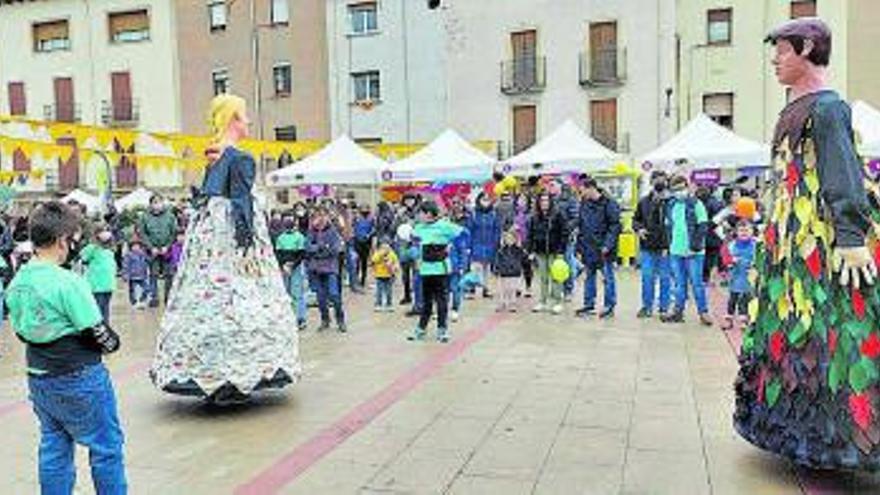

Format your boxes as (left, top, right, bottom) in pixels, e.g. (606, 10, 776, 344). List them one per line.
(401, 0, 412, 142)
(250, 0, 264, 141)
(84, 0, 97, 126)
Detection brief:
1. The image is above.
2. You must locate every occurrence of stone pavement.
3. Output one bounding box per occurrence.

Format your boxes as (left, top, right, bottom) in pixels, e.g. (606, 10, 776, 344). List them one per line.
(1, 272, 878, 494)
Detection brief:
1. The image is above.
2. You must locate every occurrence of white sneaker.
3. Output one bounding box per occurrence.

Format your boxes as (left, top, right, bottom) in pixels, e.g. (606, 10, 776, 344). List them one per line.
(374, 306, 382, 313)
(451, 311, 460, 322)
(532, 304, 545, 313)
(551, 304, 563, 315)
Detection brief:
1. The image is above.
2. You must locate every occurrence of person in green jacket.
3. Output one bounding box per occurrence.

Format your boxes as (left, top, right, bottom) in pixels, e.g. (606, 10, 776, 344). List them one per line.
(275, 214, 308, 330)
(408, 200, 464, 343)
(79, 226, 118, 325)
(137, 194, 178, 307)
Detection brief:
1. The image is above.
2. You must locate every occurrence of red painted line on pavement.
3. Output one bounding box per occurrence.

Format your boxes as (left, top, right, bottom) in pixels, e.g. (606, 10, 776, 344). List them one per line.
(0, 358, 150, 419)
(234, 313, 508, 495)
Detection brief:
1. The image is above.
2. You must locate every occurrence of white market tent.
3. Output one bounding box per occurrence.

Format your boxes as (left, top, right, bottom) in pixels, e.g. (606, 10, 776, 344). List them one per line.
(115, 187, 153, 211)
(266, 135, 387, 186)
(62, 189, 103, 214)
(640, 114, 770, 170)
(853, 100, 880, 158)
(388, 129, 496, 183)
(503, 119, 619, 175)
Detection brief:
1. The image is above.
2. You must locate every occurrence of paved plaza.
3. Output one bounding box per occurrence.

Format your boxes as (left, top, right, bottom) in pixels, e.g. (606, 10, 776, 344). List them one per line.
(1, 272, 879, 494)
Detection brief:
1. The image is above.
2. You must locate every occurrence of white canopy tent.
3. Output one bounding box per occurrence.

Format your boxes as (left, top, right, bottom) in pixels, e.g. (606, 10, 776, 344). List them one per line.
(115, 187, 153, 211)
(388, 129, 496, 183)
(62, 189, 103, 214)
(853, 100, 880, 158)
(503, 119, 619, 175)
(640, 114, 770, 170)
(266, 135, 387, 186)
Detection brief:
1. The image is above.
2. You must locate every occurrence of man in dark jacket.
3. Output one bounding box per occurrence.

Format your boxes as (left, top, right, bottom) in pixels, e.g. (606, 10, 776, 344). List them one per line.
(138, 194, 178, 307)
(575, 177, 621, 318)
(697, 186, 725, 283)
(633, 171, 671, 318)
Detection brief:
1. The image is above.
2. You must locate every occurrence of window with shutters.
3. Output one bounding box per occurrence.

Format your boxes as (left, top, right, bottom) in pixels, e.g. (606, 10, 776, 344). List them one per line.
(349, 2, 378, 34)
(109, 10, 150, 43)
(57, 137, 79, 190)
(208, 0, 227, 32)
(33, 20, 71, 53)
(703, 93, 734, 129)
(212, 68, 229, 96)
(791, 0, 817, 18)
(707, 8, 732, 45)
(273, 64, 292, 96)
(512, 105, 537, 154)
(8, 82, 26, 116)
(271, 0, 290, 25)
(590, 99, 618, 150)
(588, 22, 619, 83)
(352, 71, 380, 102)
(510, 30, 538, 90)
(13, 149, 31, 173)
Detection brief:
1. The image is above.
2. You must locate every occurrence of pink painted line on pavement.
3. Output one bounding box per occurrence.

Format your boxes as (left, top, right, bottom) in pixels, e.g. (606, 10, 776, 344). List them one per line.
(0, 358, 150, 418)
(234, 313, 508, 495)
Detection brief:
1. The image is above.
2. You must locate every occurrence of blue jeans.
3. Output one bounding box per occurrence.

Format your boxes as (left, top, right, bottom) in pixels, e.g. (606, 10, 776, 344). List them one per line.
(413, 272, 423, 311)
(564, 242, 578, 296)
(285, 265, 308, 325)
(583, 260, 616, 310)
(312, 272, 345, 324)
(346, 241, 359, 290)
(448, 272, 463, 311)
(640, 250, 671, 313)
(670, 254, 708, 314)
(375, 278, 393, 307)
(127, 280, 148, 306)
(28, 364, 127, 495)
(93, 292, 112, 326)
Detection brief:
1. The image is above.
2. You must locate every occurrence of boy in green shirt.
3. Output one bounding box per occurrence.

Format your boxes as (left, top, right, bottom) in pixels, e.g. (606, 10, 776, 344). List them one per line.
(79, 226, 118, 325)
(408, 200, 464, 343)
(6, 201, 126, 494)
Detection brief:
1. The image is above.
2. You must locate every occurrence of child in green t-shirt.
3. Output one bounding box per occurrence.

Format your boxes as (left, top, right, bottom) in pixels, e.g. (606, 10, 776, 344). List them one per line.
(275, 214, 308, 330)
(5, 201, 126, 493)
(79, 226, 118, 325)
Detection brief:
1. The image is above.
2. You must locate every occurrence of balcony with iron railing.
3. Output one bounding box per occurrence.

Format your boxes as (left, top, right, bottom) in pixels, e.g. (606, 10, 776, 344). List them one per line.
(101, 98, 140, 127)
(500, 56, 547, 95)
(43, 102, 81, 123)
(579, 47, 627, 88)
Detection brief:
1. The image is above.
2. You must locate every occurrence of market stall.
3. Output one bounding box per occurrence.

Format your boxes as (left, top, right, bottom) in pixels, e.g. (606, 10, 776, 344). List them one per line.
(387, 129, 496, 183)
(267, 135, 387, 186)
(502, 119, 619, 176)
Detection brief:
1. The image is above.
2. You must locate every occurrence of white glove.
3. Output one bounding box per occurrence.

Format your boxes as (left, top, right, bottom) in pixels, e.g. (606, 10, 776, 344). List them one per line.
(834, 246, 877, 290)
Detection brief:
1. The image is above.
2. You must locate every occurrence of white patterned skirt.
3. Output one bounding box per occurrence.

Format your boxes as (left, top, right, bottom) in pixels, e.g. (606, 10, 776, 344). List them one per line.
(150, 197, 301, 401)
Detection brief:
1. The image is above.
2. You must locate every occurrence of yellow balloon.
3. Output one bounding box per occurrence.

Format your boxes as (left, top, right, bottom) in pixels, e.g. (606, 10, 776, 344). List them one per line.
(550, 258, 571, 283)
(502, 175, 518, 190)
(493, 182, 507, 197)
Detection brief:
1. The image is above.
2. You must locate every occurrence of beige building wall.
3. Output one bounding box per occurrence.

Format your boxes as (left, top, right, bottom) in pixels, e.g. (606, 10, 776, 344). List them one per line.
(174, 0, 330, 142)
(847, 0, 880, 108)
(676, 0, 852, 144)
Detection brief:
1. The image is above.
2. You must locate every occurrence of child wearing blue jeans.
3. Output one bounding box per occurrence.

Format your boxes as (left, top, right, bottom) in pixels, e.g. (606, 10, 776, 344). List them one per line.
(122, 241, 150, 309)
(275, 215, 308, 331)
(722, 220, 756, 330)
(6, 201, 126, 495)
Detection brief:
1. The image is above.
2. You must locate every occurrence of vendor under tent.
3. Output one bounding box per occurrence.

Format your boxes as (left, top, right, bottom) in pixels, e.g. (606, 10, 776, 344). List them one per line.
(115, 187, 153, 211)
(266, 135, 387, 186)
(503, 119, 619, 176)
(639, 114, 770, 170)
(62, 188, 103, 214)
(387, 129, 496, 183)
(853, 100, 880, 158)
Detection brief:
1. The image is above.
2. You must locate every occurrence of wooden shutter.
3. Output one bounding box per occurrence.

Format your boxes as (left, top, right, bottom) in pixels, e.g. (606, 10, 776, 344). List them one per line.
(590, 99, 618, 150)
(109, 10, 148, 35)
(13, 149, 31, 173)
(53, 77, 74, 122)
(33, 20, 69, 49)
(115, 140, 137, 189)
(512, 105, 537, 154)
(57, 137, 79, 190)
(111, 71, 132, 120)
(790, 1, 817, 18)
(589, 22, 618, 81)
(8, 82, 26, 116)
(511, 30, 537, 88)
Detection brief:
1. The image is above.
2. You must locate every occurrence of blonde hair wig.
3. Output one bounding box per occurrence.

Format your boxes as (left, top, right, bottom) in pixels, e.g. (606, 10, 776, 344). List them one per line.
(207, 93, 247, 145)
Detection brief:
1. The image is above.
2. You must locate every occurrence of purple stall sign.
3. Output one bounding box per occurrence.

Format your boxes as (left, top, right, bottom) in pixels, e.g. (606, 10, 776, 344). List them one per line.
(690, 168, 721, 186)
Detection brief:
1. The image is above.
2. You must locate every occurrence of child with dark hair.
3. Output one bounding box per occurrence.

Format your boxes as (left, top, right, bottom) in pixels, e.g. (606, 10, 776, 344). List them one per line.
(370, 237, 399, 312)
(408, 200, 463, 343)
(79, 226, 118, 325)
(722, 220, 757, 330)
(6, 201, 125, 494)
(494, 230, 526, 312)
(123, 240, 150, 309)
(276, 214, 308, 330)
